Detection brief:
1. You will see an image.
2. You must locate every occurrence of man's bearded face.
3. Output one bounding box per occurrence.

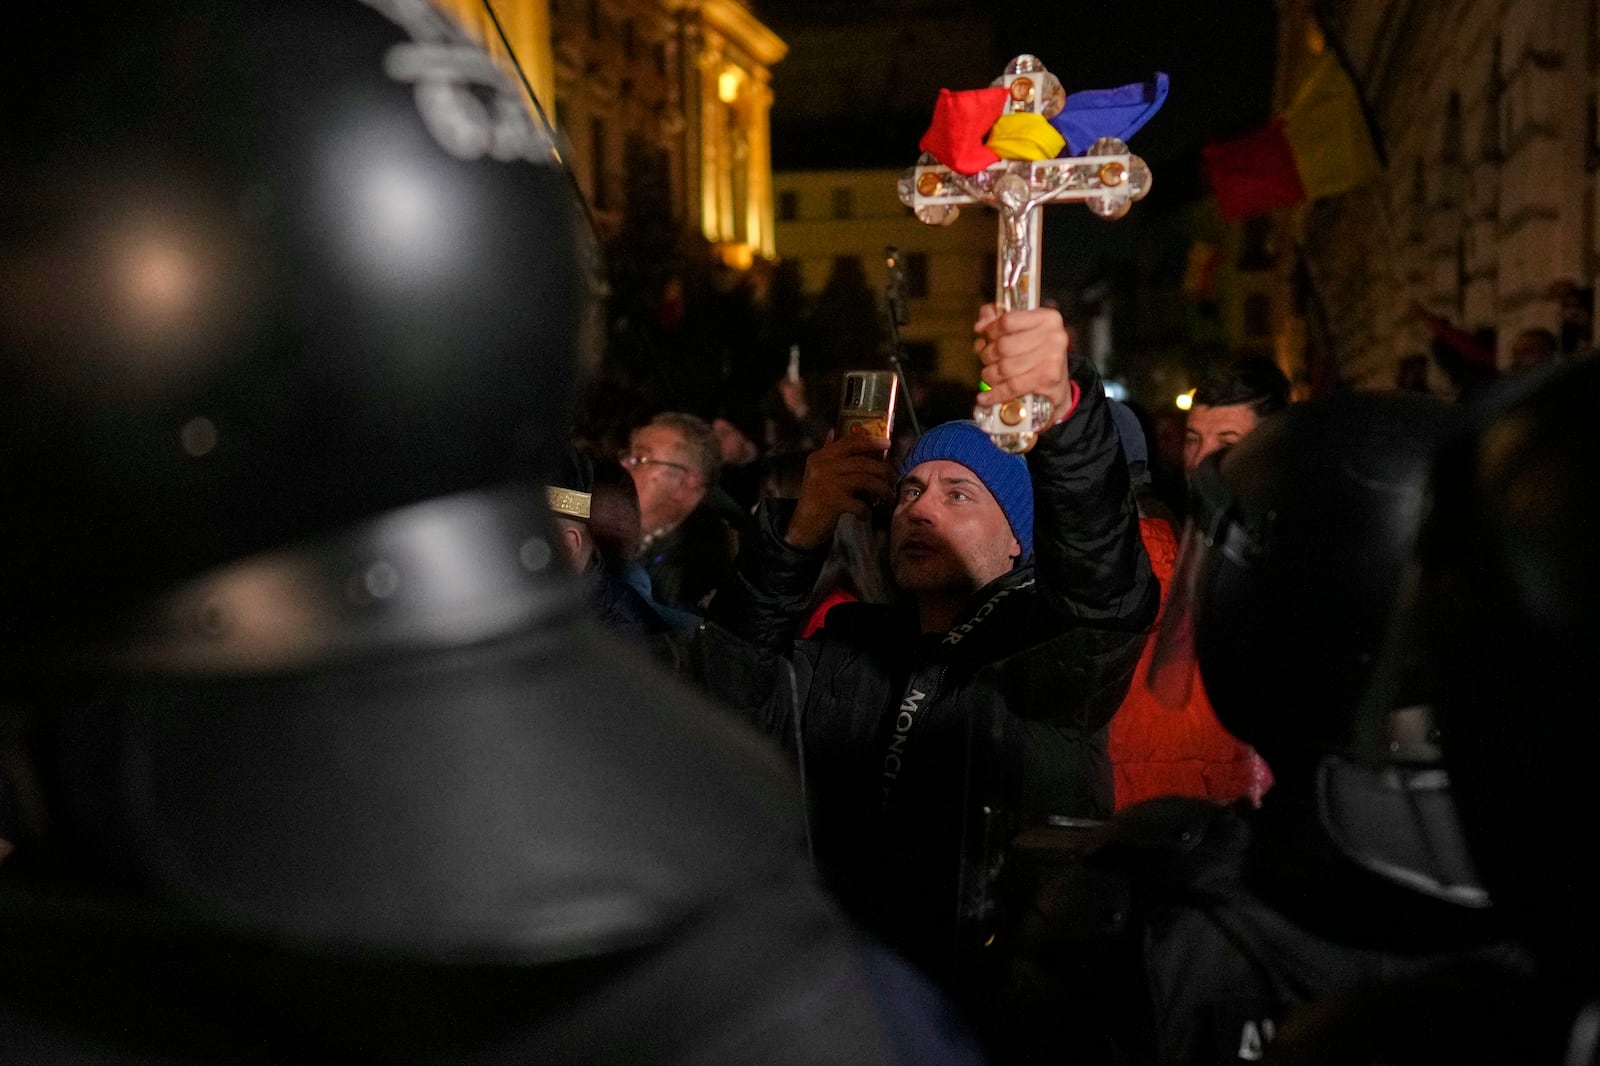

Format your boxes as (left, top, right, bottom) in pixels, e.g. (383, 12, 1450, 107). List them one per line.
(890, 459, 1020, 598)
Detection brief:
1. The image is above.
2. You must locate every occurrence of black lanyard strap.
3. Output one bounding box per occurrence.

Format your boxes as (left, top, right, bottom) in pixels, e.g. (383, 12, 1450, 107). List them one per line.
(879, 576, 1035, 811)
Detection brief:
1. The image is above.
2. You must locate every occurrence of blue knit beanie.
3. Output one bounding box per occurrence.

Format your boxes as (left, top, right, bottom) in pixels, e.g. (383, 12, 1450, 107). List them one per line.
(900, 420, 1034, 558)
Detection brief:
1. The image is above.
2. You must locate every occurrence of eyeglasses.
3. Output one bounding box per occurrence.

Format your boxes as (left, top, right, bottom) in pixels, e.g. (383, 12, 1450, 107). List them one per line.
(620, 453, 693, 477)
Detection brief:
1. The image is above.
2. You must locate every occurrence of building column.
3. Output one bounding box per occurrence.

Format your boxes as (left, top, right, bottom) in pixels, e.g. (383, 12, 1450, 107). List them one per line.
(698, 43, 732, 245)
(746, 70, 776, 258)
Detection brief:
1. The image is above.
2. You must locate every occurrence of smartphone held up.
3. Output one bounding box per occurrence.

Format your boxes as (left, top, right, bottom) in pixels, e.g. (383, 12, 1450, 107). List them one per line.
(837, 370, 898, 443)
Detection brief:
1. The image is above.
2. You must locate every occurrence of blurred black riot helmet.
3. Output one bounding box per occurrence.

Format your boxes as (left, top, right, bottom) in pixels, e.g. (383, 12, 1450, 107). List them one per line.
(1149, 391, 1451, 776)
(0, 0, 794, 991)
(0, 0, 597, 646)
(1377, 359, 1600, 972)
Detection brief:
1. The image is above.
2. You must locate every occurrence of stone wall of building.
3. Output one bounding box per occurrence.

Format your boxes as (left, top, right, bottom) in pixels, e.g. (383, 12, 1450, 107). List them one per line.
(547, 0, 785, 262)
(1272, 0, 1597, 388)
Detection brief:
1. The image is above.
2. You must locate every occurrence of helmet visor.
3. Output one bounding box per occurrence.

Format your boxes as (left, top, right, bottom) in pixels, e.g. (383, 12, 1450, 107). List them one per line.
(1146, 454, 1253, 709)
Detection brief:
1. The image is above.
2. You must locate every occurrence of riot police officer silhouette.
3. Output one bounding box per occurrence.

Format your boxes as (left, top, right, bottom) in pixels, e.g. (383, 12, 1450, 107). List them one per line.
(989, 392, 1521, 1065)
(1265, 359, 1600, 1065)
(0, 3, 974, 1061)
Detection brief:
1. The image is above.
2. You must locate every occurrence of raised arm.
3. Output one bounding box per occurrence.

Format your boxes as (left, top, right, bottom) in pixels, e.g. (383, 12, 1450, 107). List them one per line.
(709, 432, 896, 653)
(973, 304, 1155, 630)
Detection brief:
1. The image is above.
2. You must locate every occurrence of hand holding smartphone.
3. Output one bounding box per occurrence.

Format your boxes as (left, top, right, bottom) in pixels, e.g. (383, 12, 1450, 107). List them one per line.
(783, 377, 898, 550)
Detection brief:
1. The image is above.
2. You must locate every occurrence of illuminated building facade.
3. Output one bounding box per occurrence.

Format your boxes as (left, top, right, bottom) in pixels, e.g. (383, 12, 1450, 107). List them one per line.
(766, 9, 1001, 384)
(773, 167, 995, 382)
(436, 0, 785, 266)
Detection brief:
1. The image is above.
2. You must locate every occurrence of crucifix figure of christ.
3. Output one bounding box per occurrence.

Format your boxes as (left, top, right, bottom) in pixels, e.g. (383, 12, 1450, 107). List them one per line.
(899, 55, 1153, 453)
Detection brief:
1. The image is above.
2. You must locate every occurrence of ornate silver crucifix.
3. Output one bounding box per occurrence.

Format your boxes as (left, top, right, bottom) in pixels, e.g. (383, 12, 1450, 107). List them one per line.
(899, 55, 1153, 453)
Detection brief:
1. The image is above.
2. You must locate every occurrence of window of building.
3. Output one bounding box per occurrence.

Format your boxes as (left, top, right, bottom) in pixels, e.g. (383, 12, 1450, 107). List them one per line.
(1408, 159, 1427, 241)
(1588, 92, 1600, 172)
(902, 342, 938, 377)
(1443, 92, 1463, 165)
(1590, 0, 1600, 72)
(1243, 292, 1272, 339)
(1584, 192, 1598, 281)
(590, 117, 610, 210)
(904, 252, 929, 298)
(831, 187, 854, 220)
(1474, 326, 1498, 360)
(1483, 36, 1505, 161)
(1238, 218, 1272, 271)
(778, 190, 799, 221)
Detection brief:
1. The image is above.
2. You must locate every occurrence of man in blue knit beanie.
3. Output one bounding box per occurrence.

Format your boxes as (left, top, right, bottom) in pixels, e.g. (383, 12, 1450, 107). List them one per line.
(688, 303, 1158, 1008)
(889, 420, 1035, 633)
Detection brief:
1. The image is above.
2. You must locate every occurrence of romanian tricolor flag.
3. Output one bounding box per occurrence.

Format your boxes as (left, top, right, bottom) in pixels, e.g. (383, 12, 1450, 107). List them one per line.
(1201, 49, 1383, 222)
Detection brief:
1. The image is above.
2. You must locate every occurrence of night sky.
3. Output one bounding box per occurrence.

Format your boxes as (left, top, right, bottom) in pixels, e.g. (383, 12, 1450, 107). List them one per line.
(758, 0, 1280, 290)
(992, 1, 1279, 165)
(992, 0, 1279, 288)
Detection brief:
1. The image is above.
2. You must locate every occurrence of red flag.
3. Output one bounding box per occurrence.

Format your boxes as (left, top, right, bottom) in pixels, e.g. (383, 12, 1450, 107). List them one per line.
(917, 87, 1008, 175)
(1202, 51, 1383, 221)
(1201, 119, 1305, 222)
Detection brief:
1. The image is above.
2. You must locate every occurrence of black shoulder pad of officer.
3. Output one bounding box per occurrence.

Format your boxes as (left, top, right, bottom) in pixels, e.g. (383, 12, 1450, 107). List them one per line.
(1010, 797, 1252, 948)
(1021, 858, 1135, 942)
(1086, 796, 1252, 884)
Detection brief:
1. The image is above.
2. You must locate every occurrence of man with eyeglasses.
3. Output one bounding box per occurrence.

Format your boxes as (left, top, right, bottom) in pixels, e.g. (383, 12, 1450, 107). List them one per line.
(622, 412, 742, 614)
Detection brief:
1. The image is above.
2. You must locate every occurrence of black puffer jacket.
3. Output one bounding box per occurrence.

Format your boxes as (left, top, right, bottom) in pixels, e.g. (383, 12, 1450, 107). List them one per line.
(685, 360, 1158, 984)
(639, 492, 747, 615)
(997, 791, 1527, 1066)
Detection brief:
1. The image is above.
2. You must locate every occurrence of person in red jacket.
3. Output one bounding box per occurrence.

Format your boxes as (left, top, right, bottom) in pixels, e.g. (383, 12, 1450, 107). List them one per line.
(1105, 399, 1270, 809)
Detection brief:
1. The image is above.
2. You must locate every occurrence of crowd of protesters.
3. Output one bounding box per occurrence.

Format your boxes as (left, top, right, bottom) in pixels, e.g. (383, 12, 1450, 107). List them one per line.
(529, 307, 1599, 1063)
